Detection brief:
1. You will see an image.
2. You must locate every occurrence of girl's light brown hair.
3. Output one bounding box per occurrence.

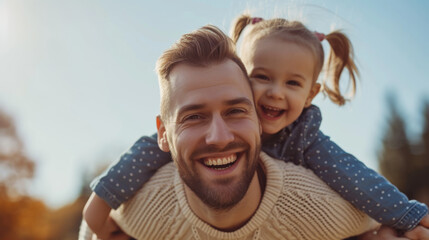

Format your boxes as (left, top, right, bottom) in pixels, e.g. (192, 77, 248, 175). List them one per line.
(230, 14, 358, 106)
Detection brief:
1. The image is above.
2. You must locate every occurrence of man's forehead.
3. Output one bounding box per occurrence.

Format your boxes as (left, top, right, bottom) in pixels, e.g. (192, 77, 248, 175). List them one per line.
(167, 60, 255, 116)
(169, 60, 252, 97)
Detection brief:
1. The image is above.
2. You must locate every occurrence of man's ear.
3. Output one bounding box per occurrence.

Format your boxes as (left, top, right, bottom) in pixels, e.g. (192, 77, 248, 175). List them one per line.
(156, 115, 170, 152)
(305, 83, 321, 107)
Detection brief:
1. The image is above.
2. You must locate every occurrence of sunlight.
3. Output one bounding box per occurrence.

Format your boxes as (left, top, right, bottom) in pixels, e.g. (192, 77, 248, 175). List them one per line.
(0, 2, 10, 54)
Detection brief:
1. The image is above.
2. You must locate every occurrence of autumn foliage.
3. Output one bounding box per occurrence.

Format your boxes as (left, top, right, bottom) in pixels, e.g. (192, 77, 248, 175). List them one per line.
(0, 107, 89, 240)
(0, 196, 51, 240)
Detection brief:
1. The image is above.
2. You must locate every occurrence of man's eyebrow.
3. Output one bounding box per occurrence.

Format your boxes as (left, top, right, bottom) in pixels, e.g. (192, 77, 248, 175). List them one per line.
(225, 97, 253, 107)
(177, 97, 253, 117)
(177, 104, 205, 117)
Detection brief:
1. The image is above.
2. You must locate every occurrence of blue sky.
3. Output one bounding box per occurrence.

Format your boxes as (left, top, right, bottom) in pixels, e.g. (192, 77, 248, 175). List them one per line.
(1, 0, 428, 208)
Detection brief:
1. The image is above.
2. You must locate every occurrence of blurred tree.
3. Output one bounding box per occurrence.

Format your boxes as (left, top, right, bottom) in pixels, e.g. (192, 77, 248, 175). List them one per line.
(422, 102, 429, 161)
(46, 195, 88, 240)
(0, 107, 35, 197)
(46, 170, 93, 240)
(411, 102, 429, 204)
(0, 107, 52, 239)
(378, 94, 412, 196)
(0, 196, 51, 240)
(0, 106, 112, 239)
(378, 95, 429, 205)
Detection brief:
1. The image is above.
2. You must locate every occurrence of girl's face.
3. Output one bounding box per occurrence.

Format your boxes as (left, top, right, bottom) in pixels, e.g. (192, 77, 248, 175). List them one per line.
(246, 37, 320, 135)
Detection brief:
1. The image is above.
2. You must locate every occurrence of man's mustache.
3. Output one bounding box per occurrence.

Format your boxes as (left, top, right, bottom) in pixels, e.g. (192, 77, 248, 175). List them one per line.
(190, 141, 249, 159)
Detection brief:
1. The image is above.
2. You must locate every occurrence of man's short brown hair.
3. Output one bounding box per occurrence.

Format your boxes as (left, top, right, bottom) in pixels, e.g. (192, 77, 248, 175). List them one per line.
(156, 25, 249, 120)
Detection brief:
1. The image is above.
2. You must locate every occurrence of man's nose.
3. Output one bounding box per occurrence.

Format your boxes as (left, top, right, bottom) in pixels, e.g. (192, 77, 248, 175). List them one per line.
(205, 114, 234, 148)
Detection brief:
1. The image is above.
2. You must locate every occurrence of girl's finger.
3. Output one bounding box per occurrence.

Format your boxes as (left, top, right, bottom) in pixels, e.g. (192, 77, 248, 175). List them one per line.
(404, 225, 429, 240)
(420, 214, 429, 228)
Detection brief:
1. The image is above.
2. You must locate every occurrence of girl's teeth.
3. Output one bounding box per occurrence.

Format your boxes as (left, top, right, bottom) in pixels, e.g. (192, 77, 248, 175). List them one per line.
(262, 105, 284, 118)
(264, 105, 282, 111)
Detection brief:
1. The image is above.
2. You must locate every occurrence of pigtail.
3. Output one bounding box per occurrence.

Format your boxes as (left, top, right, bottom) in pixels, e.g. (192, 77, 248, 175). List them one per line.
(323, 31, 358, 106)
(230, 14, 253, 43)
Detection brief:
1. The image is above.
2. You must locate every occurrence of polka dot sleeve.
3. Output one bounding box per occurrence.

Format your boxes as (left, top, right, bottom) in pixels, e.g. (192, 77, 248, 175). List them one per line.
(90, 133, 172, 209)
(262, 105, 428, 231)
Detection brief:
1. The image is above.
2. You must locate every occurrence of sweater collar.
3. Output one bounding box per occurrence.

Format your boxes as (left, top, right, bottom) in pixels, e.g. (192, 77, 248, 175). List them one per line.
(174, 151, 284, 238)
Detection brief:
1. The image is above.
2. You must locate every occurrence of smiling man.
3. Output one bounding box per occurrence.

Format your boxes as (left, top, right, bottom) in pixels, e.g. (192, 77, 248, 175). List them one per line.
(156, 58, 262, 231)
(80, 25, 380, 240)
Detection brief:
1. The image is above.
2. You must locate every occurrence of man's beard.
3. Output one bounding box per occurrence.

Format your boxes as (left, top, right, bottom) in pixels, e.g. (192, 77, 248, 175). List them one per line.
(177, 141, 261, 211)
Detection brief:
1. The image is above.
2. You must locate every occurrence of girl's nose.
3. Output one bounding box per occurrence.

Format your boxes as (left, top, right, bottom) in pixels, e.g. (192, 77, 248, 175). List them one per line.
(266, 84, 285, 100)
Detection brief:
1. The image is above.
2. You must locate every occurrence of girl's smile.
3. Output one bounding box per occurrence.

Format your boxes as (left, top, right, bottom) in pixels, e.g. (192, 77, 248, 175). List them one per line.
(259, 104, 286, 120)
(247, 36, 320, 135)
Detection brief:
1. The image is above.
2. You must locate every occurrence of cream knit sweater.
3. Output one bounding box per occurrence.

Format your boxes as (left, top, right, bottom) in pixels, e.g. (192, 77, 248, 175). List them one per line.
(100, 152, 377, 240)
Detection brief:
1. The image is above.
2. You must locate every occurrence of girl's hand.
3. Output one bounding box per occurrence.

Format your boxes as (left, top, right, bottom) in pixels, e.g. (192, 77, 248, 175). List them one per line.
(404, 214, 429, 240)
(94, 216, 131, 240)
(357, 226, 408, 240)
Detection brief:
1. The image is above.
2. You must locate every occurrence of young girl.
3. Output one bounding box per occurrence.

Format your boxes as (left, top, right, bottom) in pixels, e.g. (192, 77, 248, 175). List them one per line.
(83, 15, 428, 238)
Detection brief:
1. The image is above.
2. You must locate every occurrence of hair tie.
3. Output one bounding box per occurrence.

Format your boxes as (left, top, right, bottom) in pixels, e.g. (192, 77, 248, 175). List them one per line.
(251, 17, 263, 24)
(314, 31, 325, 41)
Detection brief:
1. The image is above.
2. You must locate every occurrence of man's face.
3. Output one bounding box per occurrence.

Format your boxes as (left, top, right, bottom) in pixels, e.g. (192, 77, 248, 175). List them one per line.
(158, 59, 262, 210)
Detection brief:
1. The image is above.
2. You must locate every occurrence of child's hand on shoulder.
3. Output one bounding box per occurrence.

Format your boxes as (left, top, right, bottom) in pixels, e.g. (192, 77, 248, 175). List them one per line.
(357, 215, 429, 240)
(92, 215, 130, 240)
(357, 226, 406, 240)
(404, 214, 429, 240)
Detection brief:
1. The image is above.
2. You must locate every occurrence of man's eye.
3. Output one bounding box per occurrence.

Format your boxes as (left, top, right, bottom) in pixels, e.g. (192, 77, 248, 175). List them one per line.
(182, 114, 203, 122)
(228, 108, 246, 115)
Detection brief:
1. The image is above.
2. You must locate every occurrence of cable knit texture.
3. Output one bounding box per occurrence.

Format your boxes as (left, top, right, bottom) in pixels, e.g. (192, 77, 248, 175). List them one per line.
(105, 152, 377, 240)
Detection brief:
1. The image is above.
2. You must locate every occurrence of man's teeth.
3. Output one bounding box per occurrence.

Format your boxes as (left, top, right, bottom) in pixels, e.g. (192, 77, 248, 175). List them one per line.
(204, 155, 236, 166)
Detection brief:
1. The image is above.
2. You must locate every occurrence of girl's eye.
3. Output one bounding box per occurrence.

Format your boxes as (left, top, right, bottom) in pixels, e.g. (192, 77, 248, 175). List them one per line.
(253, 74, 270, 81)
(287, 80, 301, 87)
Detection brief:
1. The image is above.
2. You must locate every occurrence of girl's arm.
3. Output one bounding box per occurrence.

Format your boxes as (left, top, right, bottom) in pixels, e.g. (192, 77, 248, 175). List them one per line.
(305, 134, 427, 231)
(82, 133, 171, 237)
(262, 105, 428, 231)
(90, 133, 171, 209)
(404, 214, 429, 239)
(83, 193, 110, 235)
(82, 193, 131, 240)
(357, 215, 429, 239)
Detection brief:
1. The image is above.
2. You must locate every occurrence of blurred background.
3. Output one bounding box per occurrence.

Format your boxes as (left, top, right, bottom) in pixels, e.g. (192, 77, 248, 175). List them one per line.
(1, 0, 428, 239)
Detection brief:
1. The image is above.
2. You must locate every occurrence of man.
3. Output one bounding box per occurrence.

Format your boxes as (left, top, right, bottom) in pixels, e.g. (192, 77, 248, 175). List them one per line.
(80, 25, 429, 239)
